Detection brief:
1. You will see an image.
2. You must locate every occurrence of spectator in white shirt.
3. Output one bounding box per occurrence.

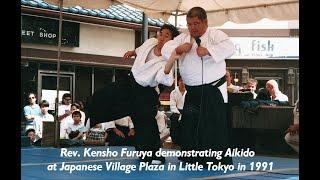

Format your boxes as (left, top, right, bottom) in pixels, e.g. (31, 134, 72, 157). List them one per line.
(33, 100, 54, 139)
(266, 79, 289, 102)
(155, 111, 170, 143)
(66, 111, 85, 140)
(226, 70, 242, 93)
(169, 76, 186, 144)
(66, 103, 86, 125)
(170, 76, 187, 115)
(58, 93, 72, 138)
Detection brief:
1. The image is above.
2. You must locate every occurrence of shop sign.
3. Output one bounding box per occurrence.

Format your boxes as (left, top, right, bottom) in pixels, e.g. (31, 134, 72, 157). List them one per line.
(230, 37, 299, 59)
(21, 15, 79, 47)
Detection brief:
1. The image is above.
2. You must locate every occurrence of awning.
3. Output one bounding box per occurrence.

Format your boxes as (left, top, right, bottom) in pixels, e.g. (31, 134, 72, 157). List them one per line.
(117, 0, 298, 26)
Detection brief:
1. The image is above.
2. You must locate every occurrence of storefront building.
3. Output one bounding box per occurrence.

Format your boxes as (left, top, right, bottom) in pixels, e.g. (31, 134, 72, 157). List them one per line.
(224, 29, 299, 105)
(21, 3, 162, 112)
(21, 1, 299, 114)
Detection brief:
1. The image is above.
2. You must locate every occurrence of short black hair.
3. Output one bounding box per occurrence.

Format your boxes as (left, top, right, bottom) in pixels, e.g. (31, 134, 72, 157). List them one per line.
(62, 93, 72, 99)
(62, 93, 72, 104)
(187, 7, 207, 21)
(25, 128, 35, 135)
(72, 111, 82, 118)
(160, 23, 180, 39)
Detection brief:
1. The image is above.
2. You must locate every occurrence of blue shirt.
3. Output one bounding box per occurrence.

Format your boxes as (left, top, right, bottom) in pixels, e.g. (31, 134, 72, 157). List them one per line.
(23, 104, 41, 126)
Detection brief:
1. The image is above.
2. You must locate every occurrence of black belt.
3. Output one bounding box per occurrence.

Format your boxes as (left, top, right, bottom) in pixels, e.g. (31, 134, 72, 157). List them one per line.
(209, 76, 226, 88)
(186, 76, 226, 89)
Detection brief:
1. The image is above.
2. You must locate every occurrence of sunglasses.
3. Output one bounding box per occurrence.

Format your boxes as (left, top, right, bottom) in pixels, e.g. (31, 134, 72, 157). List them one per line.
(28, 97, 35, 99)
(64, 98, 72, 101)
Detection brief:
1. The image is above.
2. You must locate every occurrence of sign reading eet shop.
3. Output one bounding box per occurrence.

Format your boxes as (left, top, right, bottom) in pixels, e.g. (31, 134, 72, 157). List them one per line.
(21, 15, 79, 47)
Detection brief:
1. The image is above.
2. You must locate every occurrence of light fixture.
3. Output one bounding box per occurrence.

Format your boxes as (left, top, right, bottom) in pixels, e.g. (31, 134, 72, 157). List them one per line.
(234, 72, 239, 85)
(242, 67, 249, 85)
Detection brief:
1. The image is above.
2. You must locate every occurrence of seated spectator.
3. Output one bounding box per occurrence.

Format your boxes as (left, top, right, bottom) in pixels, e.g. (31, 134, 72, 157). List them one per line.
(241, 78, 258, 99)
(66, 111, 86, 140)
(62, 103, 86, 138)
(240, 88, 289, 113)
(106, 116, 135, 146)
(85, 123, 107, 145)
(34, 100, 54, 139)
(69, 103, 86, 125)
(226, 70, 242, 93)
(266, 79, 288, 102)
(284, 99, 299, 153)
(25, 128, 41, 146)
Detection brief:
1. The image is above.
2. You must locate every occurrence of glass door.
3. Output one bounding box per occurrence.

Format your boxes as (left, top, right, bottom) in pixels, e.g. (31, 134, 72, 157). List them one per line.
(37, 70, 75, 111)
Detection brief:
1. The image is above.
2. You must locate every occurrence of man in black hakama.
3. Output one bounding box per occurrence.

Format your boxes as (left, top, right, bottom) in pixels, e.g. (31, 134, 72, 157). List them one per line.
(161, 7, 235, 166)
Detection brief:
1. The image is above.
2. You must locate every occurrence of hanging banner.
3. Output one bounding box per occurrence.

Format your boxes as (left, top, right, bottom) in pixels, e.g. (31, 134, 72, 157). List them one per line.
(230, 37, 299, 59)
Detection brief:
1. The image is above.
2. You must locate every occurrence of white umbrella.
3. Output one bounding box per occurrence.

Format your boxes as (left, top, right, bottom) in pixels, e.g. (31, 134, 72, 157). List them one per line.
(42, 0, 114, 146)
(116, 0, 299, 26)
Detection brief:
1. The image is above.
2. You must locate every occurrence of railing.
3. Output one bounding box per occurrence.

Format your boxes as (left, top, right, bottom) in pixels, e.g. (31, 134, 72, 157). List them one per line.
(232, 105, 294, 130)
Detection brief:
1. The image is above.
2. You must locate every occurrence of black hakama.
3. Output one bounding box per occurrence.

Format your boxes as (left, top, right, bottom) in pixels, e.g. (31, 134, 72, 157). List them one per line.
(130, 78, 161, 154)
(179, 76, 233, 165)
(107, 125, 136, 146)
(87, 73, 162, 160)
(86, 79, 132, 127)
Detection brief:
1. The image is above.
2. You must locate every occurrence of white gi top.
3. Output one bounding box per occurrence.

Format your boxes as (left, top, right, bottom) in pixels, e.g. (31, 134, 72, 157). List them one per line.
(170, 87, 187, 114)
(131, 38, 174, 87)
(161, 28, 235, 102)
